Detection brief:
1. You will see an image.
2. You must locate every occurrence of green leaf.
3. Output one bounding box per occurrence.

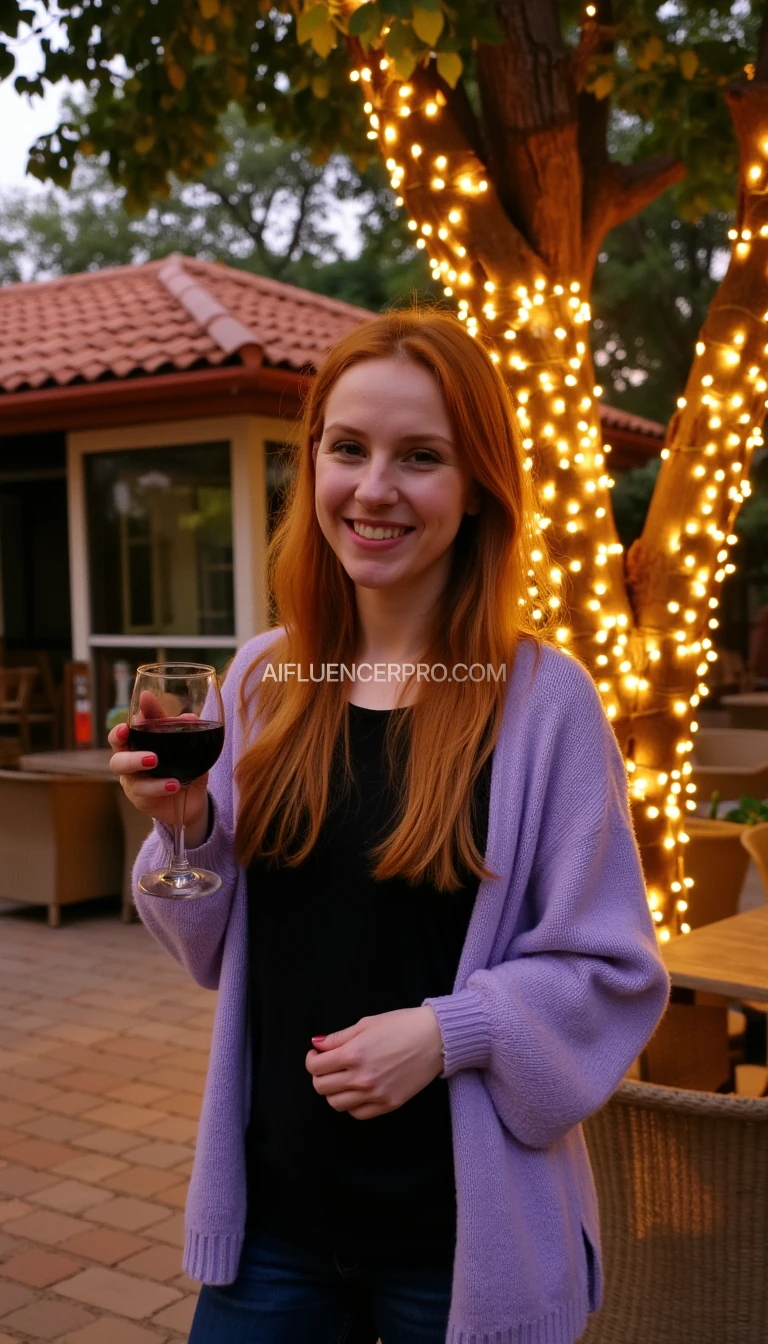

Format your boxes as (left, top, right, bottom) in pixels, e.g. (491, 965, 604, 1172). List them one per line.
(592, 71, 615, 101)
(309, 19, 337, 58)
(436, 50, 462, 87)
(0, 42, 14, 79)
(393, 50, 418, 80)
(296, 2, 330, 43)
(348, 2, 380, 38)
(412, 5, 444, 47)
(679, 49, 699, 81)
(385, 19, 415, 59)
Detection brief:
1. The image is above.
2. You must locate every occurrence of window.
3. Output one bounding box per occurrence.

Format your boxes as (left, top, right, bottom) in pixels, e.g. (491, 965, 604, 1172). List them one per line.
(266, 440, 295, 537)
(86, 442, 234, 638)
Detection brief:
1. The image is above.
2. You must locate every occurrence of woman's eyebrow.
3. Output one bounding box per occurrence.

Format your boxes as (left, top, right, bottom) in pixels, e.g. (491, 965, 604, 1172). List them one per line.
(324, 421, 453, 447)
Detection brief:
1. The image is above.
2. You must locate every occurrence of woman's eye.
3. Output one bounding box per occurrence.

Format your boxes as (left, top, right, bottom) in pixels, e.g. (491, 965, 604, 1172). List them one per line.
(330, 440, 364, 457)
(408, 449, 440, 465)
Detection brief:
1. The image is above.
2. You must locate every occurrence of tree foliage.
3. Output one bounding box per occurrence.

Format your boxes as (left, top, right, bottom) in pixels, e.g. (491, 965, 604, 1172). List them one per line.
(0, 106, 436, 306)
(0, 1, 758, 215)
(591, 194, 731, 424)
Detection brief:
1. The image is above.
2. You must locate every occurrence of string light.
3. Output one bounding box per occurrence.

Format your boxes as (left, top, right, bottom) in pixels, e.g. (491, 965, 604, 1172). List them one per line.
(347, 48, 766, 944)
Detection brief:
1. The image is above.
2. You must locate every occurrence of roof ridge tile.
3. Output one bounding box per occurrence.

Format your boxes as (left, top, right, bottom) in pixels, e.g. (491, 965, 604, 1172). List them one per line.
(157, 255, 264, 362)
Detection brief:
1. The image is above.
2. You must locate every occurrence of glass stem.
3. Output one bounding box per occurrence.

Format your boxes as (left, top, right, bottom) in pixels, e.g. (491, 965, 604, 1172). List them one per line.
(170, 786, 191, 875)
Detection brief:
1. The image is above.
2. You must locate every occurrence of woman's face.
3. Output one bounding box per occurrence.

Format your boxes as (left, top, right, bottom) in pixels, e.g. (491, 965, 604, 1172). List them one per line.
(313, 356, 480, 595)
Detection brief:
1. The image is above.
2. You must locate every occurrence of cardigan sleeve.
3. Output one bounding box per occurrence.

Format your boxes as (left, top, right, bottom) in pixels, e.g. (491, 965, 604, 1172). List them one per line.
(131, 635, 274, 991)
(424, 675, 670, 1150)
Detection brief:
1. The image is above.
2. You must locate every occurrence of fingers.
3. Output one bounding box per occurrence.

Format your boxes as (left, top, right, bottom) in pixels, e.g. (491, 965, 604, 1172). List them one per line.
(108, 722, 130, 751)
(310, 1069, 359, 1098)
(138, 689, 168, 719)
(305, 1045, 359, 1077)
(110, 750, 157, 777)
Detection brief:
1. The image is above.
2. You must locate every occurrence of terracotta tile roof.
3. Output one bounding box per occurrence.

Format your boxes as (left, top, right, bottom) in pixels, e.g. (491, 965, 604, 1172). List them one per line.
(599, 402, 665, 440)
(0, 255, 667, 452)
(0, 255, 371, 396)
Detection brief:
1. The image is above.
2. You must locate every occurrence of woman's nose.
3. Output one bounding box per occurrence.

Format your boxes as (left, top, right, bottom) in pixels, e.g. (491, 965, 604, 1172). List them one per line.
(355, 461, 398, 504)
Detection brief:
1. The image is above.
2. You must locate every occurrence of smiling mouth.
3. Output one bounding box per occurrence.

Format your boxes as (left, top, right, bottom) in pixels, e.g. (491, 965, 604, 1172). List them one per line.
(345, 520, 415, 540)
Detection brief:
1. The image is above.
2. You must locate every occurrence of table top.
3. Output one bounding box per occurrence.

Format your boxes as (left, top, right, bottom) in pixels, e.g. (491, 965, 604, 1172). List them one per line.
(661, 904, 768, 1001)
(19, 749, 114, 779)
(720, 693, 768, 707)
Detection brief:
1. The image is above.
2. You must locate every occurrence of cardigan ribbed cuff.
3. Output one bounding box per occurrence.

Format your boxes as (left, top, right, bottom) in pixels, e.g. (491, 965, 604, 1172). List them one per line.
(422, 988, 492, 1077)
(184, 1226, 244, 1284)
(151, 796, 225, 878)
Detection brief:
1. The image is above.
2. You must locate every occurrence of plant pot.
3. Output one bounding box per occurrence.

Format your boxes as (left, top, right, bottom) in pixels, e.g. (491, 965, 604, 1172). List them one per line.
(682, 817, 751, 930)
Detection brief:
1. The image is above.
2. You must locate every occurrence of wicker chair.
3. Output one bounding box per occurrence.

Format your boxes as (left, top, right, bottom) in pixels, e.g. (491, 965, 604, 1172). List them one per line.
(741, 822, 768, 900)
(580, 1080, 768, 1344)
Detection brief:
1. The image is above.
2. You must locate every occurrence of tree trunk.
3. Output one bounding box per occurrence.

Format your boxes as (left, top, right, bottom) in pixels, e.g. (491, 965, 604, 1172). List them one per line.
(625, 81, 768, 930)
(352, 48, 762, 940)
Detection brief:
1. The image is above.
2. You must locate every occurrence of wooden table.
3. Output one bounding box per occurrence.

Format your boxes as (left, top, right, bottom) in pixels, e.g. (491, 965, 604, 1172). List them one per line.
(660, 905, 768, 1002)
(720, 693, 768, 732)
(20, 749, 113, 778)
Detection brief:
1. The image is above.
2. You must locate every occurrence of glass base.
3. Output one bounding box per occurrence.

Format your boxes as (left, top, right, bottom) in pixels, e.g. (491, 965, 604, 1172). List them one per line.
(137, 866, 222, 899)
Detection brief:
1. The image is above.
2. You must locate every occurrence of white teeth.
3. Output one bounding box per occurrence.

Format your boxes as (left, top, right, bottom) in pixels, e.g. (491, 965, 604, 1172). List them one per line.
(352, 522, 408, 540)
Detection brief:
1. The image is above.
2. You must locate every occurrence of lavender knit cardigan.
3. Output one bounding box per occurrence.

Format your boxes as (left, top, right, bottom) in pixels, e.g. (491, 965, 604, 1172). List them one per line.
(133, 630, 670, 1344)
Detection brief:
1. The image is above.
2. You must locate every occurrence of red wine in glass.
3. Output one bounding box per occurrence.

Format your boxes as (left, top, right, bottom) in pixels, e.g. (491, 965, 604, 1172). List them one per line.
(127, 719, 225, 786)
(129, 662, 225, 899)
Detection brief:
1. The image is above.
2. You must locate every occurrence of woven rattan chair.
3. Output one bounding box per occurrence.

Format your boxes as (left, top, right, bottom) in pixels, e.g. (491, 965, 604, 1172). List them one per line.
(741, 822, 768, 899)
(580, 1079, 768, 1344)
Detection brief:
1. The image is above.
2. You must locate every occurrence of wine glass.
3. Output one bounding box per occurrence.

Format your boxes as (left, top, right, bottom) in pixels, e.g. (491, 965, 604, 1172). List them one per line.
(128, 663, 225, 899)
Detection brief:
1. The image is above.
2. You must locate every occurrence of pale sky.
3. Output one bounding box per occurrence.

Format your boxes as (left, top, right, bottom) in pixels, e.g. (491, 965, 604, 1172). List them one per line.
(0, 17, 75, 192)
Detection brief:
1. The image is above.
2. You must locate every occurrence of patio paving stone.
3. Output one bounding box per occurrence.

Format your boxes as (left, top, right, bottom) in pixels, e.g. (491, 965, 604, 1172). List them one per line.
(54, 1266, 181, 1319)
(0, 902, 208, 1341)
(1, 1297, 96, 1338)
(0, 1248, 82, 1288)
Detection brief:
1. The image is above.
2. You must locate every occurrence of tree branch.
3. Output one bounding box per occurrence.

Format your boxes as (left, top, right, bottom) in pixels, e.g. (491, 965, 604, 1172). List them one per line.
(285, 181, 313, 261)
(202, 176, 277, 258)
(580, 154, 686, 289)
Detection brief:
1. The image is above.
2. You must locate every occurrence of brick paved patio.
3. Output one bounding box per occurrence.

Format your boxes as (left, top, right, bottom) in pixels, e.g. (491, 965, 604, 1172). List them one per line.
(0, 899, 212, 1343)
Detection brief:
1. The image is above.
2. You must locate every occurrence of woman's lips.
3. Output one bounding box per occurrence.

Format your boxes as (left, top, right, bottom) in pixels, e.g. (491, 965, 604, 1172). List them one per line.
(343, 518, 415, 549)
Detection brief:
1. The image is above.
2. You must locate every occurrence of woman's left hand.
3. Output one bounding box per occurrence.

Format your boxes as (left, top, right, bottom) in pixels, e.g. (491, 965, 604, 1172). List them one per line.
(305, 1006, 445, 1120)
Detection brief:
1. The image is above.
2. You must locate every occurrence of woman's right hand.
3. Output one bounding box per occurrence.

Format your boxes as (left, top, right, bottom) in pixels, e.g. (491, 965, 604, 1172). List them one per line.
(109, 719, 211, 848)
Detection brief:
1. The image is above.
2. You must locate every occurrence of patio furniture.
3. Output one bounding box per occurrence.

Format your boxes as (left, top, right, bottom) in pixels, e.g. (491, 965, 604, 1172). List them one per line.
(741, 823, 768, 900)
(0, 663, 59, 753)
(660, 905, 768, 1001)
(116, 786, 154, 921)
(18, 749, 153, 922)
(20, 748, 113, 777)
(0, 768, 122, 927)
(690, 728, 768, 805)
(0, 666, 38, 755)
(650, 905, 768, 1093)
(682, 817, 750, 930)
(580, 1079, 768, 1344)
(720, 691, 768, 731)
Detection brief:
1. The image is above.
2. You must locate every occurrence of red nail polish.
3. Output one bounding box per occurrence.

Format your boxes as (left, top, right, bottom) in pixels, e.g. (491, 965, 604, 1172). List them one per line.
(311, 1036, 326, 1044)
(165, 781, 179, 793)
(142, 755, 157, 767)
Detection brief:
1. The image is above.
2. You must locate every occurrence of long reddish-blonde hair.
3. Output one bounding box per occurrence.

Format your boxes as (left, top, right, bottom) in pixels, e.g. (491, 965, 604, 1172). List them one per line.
(234, 308, 556, 890)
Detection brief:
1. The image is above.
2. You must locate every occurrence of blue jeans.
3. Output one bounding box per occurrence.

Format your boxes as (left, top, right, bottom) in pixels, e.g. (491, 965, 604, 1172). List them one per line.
(188, 1228, 453, 1344)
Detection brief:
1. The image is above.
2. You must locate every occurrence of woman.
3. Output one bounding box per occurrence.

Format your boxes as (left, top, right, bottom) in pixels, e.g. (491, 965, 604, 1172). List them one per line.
(111, 309, 669, 1344)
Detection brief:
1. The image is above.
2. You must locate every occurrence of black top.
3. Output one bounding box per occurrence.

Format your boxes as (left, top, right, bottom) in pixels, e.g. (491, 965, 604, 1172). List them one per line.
(245, 702, 492, 1267)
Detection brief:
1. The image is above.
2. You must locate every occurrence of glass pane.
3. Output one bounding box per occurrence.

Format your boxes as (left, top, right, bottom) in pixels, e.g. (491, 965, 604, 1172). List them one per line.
(86, 443, 234, 638)
(94, 644, 235, 745)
